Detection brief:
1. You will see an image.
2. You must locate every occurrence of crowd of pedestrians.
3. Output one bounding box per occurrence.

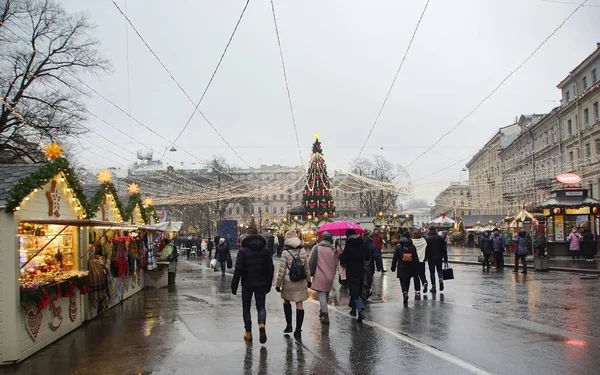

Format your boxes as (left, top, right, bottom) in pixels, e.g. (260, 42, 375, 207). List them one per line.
(230, 226, 451, 344)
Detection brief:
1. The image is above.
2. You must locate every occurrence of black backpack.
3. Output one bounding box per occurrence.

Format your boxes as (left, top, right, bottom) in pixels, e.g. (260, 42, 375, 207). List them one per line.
(286, 249, 306, 281)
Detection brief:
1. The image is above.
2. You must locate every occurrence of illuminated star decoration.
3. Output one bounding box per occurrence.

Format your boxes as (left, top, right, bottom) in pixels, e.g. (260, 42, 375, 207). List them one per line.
(44, 141, 65, 160)
(97, 169, 113, 183)
(143, 197, 153, 207)
(127, 182, 140, 195)
(46, 180, 62, 217)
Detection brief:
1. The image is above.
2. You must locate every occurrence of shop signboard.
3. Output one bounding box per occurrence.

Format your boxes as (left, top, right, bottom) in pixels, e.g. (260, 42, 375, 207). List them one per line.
(555, 215, 564, 241)
(565, 207, 590, 215)
(556, 173, 583, 184)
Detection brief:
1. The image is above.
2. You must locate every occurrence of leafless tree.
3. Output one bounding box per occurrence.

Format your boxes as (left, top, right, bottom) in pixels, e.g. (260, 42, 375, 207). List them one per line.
(204, 156, 251, 220)
(0, 0, 109, 162)
(404, 198, 430, 209)
(350, 155, 411, 216)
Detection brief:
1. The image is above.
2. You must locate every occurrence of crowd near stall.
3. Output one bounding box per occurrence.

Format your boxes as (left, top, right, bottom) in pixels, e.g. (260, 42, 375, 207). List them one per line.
(0, 143, 177, 364)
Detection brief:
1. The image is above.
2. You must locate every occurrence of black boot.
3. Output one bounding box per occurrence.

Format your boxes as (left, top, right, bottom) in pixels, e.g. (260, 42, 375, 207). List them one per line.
(294, 309, 305, 337)
(283, 304, 293, 333)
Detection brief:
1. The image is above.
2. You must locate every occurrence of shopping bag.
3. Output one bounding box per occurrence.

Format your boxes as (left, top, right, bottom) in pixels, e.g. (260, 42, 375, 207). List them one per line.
(442, 263, 454, 280)
(210, 258, 217, 271)
(477, 253, 484, 263)
(227, 258, 233, 269)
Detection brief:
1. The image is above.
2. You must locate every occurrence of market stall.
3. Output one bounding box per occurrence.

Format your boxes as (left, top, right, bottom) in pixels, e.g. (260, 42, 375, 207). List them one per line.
(143, 221, 182, 288)
(0, 144, 91, 364)
(537, 187, 600, 256)
(81, 173, 148, 321)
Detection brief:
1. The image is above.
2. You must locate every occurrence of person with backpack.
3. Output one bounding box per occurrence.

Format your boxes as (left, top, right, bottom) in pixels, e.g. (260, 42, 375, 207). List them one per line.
(391, 231, 419, 304)
(308, 231, 338, 324)
(513, 230, 529, 274)
(492, 228, 505, 269)
(339, 229, 370, 323)
(231, 227, 274, 344)
(411, 230, 428, 296)
(276, 230, 311, 338)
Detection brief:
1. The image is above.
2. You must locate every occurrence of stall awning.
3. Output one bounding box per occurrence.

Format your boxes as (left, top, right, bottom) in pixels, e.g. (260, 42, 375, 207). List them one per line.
(537, 196, 600, 208)
(19, 219, 135, 228)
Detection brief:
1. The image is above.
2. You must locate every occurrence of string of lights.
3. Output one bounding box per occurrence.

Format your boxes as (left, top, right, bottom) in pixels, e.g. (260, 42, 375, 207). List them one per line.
(405, 0, 589, 167)
(357, 0, 431, 159)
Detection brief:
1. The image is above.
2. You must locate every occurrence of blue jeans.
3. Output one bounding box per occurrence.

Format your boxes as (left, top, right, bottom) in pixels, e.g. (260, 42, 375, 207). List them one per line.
(220, 261, 226, 274)
(242, 287, 267, 332)
(428, 261, 443, 287)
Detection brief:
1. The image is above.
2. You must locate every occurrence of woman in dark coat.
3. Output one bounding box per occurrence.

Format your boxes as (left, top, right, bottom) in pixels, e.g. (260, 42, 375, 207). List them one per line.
(339, 229, 370, 323)
(215, 238, 232, 276)
(391, 231, 419, 304)
(582, 229, 597, 261)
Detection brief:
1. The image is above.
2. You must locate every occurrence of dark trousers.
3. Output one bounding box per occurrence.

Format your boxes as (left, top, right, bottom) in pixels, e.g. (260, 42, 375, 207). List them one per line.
(375, 252, 383, 271)
(428, 261, 443, 286)
(348, 277, 365, 309)
(495, 252, 504, 268)
(482, 254, 491, 268)
(514, 255, 527, 273)
(399, 277, 412, 294)
(413, 263, 427, 291)
(242, 287, 267, 332)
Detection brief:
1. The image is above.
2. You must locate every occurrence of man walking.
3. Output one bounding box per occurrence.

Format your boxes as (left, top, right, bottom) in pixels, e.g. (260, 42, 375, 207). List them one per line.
(309, 231, 338, 324)
(372, 229, 386, 272)
(339, 229, 370, 323)
(424, 227, 447, 293)
(231, 228, 274, 344)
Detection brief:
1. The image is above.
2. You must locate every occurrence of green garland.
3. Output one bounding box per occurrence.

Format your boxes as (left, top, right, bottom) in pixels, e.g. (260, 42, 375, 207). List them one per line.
(125, 193, 151, 224)
(86, 182, 127, 220)
(5, 158, 89, 215)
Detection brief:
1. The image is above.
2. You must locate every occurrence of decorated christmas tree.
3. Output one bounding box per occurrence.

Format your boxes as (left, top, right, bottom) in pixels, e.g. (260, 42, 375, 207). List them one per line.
(302, 135, 335, 219)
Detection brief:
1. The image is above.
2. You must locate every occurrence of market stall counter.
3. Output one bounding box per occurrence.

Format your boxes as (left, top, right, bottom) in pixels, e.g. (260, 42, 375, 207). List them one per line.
(145, 261, 170, 288)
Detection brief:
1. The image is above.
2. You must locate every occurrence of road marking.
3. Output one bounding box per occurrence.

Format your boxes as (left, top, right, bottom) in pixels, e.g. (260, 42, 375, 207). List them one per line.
(307, 300, 493, 375)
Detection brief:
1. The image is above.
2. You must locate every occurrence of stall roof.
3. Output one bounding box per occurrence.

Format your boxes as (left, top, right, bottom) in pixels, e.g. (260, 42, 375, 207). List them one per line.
(0, 164, 45, 208)
(538, 195, 600, 208)
(461, 215, 506, 227)
(20, 218, 134, 228)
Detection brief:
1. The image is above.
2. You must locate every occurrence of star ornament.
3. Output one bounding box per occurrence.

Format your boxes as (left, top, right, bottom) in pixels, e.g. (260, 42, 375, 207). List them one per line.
(143, 197, 153, 207)
(44, 142, 65, 160)
(127, 182, 140, 195)
(97, 169, 113, 183)
(46, 180, 62, 217)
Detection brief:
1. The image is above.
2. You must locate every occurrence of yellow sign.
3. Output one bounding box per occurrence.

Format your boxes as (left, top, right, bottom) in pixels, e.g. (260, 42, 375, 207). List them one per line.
(565, 207, 590, 215)
(543, 209, 550, 216)
(263, 212, 270, 220)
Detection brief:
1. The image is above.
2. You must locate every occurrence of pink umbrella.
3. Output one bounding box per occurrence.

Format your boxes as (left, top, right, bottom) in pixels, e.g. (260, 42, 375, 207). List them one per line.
(317, 221, 365, 237)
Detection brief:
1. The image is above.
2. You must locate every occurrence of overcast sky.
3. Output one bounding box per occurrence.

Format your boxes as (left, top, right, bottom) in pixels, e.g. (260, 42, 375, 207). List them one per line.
(61, 0, 599, 203)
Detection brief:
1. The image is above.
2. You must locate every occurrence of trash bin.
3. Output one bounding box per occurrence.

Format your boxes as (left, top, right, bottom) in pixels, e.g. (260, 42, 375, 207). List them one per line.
(534, 256, 549, 272)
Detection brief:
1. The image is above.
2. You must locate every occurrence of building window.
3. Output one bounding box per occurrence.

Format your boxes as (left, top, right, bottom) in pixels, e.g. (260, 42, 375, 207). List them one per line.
(272, 195, 277, 201)
(593, 69, 598, 84)
(583, 76, 588, 90)
(585, 143, 591, 159)
(569, 151, 574, 168)
(596, 139, 600, 155)
(584, 108, 589, 127)
(280, 194, 284, 200)
(258, 207, 262, 214)
(258, 196, 262, 201)
(566, 90, 570, 102)
(228, 208, 233, 215)
(594, 102, 599, 122)
(236, 207, 240, 215)
(294, 194, 299, 201)
(568, 119, 572, 136)
(265, 207, 269, 213)
(251, 207, 255, 214)
(280, 206, 284, 213)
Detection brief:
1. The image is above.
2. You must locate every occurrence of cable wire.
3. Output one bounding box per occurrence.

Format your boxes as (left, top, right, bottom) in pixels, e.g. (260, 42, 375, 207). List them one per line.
(109, 0, 253, 168)
(269, 0, 304, 166)
(405, 0, 588, 167)
(165, 0, 251, 156)
(357, 0, 431, 159)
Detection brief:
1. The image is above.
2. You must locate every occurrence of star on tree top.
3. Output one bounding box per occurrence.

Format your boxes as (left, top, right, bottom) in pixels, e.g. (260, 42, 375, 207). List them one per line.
(44, 142, 65, 160)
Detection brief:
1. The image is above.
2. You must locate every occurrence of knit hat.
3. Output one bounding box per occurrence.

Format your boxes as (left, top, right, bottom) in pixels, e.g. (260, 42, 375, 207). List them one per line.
(284, 230, 298, 241)
(321, 231, 333, 242)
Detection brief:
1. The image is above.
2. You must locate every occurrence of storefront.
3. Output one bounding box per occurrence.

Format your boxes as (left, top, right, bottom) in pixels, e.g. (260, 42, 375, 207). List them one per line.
(0, 152, 91, 364)
(538, 188, 600, 256)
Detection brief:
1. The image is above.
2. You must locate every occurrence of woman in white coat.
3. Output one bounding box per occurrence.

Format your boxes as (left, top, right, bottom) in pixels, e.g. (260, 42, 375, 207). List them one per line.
(276, 230, 311, 338)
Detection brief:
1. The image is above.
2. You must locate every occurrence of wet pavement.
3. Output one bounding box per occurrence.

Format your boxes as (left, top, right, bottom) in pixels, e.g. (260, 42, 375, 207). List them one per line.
(3, 255, 600, 375)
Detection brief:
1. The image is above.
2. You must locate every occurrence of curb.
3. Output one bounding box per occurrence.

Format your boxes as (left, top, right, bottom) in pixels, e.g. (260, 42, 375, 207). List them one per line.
(381, 256, 600, 275)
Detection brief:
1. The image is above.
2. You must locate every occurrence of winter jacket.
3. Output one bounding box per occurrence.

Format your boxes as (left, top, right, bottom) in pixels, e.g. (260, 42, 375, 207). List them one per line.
(513, 232, 529, 255)
(493, 234, 505, 252)
(339, 236, 370, 281)
(158, 244, 177, 272)
(480, 235, 494, 255)
(425, 231, 447, 263)
(215, 243, 231, 262)
(372, 234, 384, 251)
(568, 231, 582, 251)
(267, 236, 275, 250)
(363, 237, 379, 275)
(309, 240, 338, 292)
(231, 235, 273, 293)
(391, 237, 418, 279)
(412, 237, 427, 262)
(276, 237, 310, 302)
(207, 240, 214, 251)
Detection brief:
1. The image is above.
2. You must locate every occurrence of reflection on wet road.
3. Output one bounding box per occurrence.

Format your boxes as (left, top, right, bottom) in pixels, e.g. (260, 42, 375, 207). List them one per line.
(2, 256, 600, 375)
